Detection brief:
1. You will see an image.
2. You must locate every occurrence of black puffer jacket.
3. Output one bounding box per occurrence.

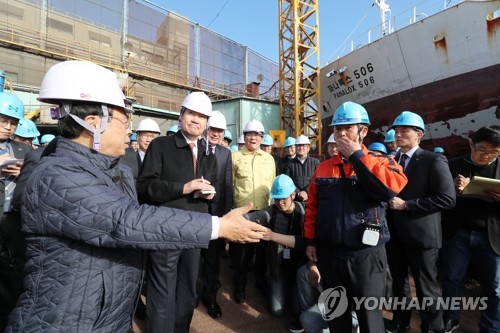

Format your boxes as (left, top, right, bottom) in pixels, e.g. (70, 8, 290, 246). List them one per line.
(5, 138, 212, 333)
(282, 155, 320, 192)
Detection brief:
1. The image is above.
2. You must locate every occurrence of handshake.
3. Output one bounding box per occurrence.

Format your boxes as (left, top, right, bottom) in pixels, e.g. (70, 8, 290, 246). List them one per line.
(243, 210, 271, 226)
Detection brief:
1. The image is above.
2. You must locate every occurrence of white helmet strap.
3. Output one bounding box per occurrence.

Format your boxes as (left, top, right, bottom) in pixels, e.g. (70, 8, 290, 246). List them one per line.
(61, 103, 109, 150)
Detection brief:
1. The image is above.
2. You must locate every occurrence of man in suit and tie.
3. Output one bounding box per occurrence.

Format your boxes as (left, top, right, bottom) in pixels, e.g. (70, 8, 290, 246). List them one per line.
(387, 111, 456, 333)
(200, 110, 233, 319)
(137, 92, 218, 333)
(121, 118, 160, 182)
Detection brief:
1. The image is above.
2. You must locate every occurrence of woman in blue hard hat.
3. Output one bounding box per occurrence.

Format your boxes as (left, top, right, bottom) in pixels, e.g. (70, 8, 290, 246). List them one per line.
(384, 129, 398, 155)
(129, 132, 138, 152)
(0, 90, 32, 331)
(12, 118, 40, 149)
(368, 142, 388, 156)
(277, 136, 296, 174)
(244, 174, 306, 318)
(222, 129, 232, 148)
(40, 133, 56, 146)
(261, 133, 274, 154)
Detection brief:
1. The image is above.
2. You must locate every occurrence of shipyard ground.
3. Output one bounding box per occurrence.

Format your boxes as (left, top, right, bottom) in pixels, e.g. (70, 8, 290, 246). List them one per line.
(132, 255, 481, 333)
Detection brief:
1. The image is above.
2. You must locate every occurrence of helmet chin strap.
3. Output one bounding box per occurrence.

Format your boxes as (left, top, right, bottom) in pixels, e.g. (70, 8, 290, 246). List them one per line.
(62, 103, 109, 150)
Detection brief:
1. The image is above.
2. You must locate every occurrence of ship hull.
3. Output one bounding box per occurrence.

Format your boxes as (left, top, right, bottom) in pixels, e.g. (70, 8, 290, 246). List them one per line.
(319, 0, 500, 157)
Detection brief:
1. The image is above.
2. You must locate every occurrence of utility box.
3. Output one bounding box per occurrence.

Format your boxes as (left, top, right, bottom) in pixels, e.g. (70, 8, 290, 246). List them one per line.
(213, 97, 280, 143)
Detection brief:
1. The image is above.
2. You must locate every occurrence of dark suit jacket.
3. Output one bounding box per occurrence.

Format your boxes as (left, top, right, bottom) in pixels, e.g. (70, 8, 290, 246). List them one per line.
(442, 155, 500, 255)
(11, 139, 57, 212)
(390, 148, 456, 248)
(120, 147, 141, 185)
(210, 144, 233, 217)
(0, 140, 33, 214)
(137, 131, 218, 214)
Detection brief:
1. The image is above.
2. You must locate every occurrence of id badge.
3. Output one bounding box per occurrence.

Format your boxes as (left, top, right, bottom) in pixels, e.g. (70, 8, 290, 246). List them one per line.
(283, 248, 290, 259)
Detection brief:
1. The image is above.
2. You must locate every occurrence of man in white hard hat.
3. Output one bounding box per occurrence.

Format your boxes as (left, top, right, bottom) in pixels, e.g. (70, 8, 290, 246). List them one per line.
(231, 119, 275, 304)
(326, 133, 339, 158)
(5, 61, 266, 333)
(283, 135, 319, 202)
(237, 134, 245, 150)
(137, 91, 220, 333)
(136, 118, 160, 162)
(200, 110, 234, 319)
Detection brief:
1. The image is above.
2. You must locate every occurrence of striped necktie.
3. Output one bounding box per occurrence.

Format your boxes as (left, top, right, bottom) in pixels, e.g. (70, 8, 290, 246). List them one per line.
(189, 143, 197, 176)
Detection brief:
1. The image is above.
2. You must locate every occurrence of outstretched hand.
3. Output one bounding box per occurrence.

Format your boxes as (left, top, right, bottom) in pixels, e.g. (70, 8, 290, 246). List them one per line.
(219, 202, 267, 242)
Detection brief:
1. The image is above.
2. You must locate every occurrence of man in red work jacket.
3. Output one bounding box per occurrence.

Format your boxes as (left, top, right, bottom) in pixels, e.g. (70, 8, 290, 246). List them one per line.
(304, 101, 408, 333)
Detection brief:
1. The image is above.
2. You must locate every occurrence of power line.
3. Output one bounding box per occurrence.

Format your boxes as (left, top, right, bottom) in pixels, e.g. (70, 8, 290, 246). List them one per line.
(207, 0, 232, 28)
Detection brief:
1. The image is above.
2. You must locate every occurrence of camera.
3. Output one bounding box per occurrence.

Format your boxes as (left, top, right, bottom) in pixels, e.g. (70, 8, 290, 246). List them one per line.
(362, 222, 381, 246)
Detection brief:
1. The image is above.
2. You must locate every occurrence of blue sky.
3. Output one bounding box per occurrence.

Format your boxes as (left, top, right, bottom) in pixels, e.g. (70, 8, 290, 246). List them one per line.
(152, 0, 456, 66)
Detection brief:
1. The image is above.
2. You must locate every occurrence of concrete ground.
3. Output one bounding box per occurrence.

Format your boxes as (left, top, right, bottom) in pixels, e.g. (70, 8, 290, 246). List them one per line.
(132, 254, 482, 333)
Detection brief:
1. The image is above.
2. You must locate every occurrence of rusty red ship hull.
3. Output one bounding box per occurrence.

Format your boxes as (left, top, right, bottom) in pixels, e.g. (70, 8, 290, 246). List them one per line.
(319, 0, 500, 158)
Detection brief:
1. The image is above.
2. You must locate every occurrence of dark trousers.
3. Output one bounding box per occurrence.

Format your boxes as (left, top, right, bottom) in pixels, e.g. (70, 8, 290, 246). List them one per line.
(200, 239, 223, 303)
(318, 246, 387, 333)
(0, 213, 25, 332)
(146, 248, 201, 333)
(387, 238, 444, 332)
(230, 241, 268, 292)
(442, 230, 500, 332)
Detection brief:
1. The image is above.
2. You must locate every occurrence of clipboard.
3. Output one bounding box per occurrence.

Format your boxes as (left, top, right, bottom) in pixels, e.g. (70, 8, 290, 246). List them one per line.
(461, 176, 500, 202)
(0, 158, 23, 167)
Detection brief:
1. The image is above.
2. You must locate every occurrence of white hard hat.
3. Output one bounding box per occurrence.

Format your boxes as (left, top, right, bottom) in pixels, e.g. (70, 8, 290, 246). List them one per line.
(295, 135, 311, 145)
(237, 134, 245, 144)
(243, 119, 265, 135)
(136, 118, 160, 133)
(181, 91, 212, 117)
(327, 134, 336, 143)
(208, 110, 227, 130)
(37, 60, 132, 150)
(38, 60, 131, 113)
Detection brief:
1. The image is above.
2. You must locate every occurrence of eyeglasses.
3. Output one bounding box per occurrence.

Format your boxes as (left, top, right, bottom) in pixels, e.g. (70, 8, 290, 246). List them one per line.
(110, 116, 131, 129)
(139, 133, 158, 139)
(0, 116, 19, 128)
(473, 146, 500, 158)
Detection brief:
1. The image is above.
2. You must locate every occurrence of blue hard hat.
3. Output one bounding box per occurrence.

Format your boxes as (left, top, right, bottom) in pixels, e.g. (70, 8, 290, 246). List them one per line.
(284, 137, 296, 147)
(392, 111, 426, 132)
(32, 137, 40, 146)
(433, 147, 445, 153)
(271, 174, 297, 199)
(40, 134, 56, 144)
(262, 134, 274, 146)
(0, 91, 25, 120)
(130, 133, 137, 141)
(384, 129, 395, 143)
(230, 145, 239, 151)
(224, 129, 233, 143)
(368, 142, 388, 155)
(330, 101, 370, 126)
(167, 124, 179, 134)
(14, 118, 40, 138)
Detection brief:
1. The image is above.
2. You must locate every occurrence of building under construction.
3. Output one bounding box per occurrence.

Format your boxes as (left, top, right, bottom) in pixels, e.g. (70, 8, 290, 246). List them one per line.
(0, 0, 280, 137)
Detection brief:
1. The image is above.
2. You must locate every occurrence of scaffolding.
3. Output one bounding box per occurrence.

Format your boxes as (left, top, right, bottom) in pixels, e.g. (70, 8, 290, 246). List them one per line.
(279, 0, 321, 153)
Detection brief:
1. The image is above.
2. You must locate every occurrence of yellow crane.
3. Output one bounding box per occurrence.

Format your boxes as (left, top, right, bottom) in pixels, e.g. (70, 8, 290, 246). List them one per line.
(279, 0, 321, 154)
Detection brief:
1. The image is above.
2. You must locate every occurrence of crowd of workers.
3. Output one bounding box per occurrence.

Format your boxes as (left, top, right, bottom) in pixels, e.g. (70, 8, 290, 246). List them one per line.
(0, 60, 498, 333)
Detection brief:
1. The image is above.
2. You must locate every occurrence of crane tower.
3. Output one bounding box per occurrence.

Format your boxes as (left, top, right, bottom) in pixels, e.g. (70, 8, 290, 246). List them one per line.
(279, 0, 321, 154)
